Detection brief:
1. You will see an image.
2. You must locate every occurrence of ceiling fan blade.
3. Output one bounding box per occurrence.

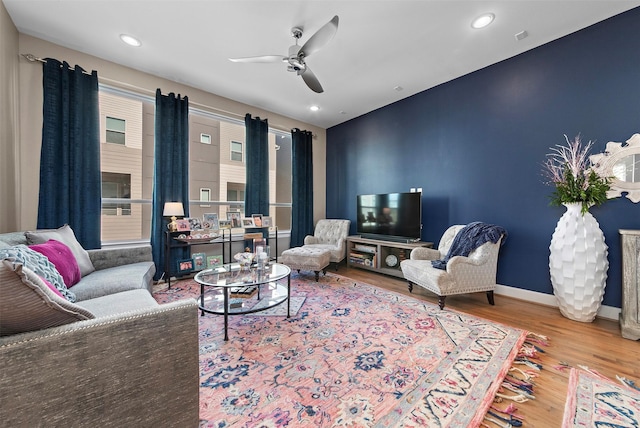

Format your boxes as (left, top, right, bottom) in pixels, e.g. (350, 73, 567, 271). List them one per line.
(300, 67, 324, 93)
(229, 55, 285, 63)
(299, 15, 339, 57)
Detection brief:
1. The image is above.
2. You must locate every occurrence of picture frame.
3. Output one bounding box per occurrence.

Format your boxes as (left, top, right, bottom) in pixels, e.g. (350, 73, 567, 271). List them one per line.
(252, 214, 263, 227)
(262, 216, 273, 227)
(227, 211, 242, 228)
(202, 213, 219, 230)
(175, 219, 191, 232)
(242, 217, 255, 228)
(207, 254, 223, 268)
(192, 252, 206, 271)
(177, 259, 194, 274)
(186, 217, 202, 231)
(219, 220, 232, 229)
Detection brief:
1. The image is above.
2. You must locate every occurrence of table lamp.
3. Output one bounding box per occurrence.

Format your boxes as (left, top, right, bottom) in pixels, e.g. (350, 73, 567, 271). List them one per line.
(163, 202, 184, 232)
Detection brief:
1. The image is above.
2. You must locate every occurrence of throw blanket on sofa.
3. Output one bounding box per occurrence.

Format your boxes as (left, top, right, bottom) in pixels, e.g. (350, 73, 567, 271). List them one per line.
(432, 222, 507, 270)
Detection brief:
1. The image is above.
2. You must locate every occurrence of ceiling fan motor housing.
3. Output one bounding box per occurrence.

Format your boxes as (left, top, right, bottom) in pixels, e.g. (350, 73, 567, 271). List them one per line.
(287, 44, 305, 72)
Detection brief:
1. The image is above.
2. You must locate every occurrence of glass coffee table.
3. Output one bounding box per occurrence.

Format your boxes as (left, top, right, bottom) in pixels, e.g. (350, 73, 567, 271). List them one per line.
(194, 262, 292, 341)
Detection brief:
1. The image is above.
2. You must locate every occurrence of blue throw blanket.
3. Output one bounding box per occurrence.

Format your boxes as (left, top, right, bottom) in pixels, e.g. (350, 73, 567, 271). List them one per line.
(431, 222, 507, 270)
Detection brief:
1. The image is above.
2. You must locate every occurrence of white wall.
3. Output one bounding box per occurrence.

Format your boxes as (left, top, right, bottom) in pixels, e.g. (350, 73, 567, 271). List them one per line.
(0, 2, 19, 233)
(14, 34, 327, 231)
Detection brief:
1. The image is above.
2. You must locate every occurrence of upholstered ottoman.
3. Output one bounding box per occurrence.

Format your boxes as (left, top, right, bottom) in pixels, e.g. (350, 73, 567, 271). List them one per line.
(280, 247, 331, 281)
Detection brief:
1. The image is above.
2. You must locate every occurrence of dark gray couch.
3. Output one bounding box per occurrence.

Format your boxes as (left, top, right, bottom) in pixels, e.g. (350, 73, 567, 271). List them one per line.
(0, 230, 199, 426)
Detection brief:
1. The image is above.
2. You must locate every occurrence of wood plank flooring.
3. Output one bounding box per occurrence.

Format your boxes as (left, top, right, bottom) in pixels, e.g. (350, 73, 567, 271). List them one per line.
(334, 265, 639, 428)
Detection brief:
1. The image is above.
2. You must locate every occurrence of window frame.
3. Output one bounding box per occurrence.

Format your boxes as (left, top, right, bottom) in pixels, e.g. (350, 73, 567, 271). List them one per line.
(230, 140, 244, 162)
(105, 116, 126, 145)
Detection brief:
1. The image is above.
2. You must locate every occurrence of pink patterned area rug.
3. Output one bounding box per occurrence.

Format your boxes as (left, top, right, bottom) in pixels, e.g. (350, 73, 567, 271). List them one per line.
(562, 368, 640, 428)
(154, 272, 531, 427)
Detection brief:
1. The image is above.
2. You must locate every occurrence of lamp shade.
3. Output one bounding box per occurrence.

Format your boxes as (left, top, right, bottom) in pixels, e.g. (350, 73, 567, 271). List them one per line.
(163, 202, 184, 217)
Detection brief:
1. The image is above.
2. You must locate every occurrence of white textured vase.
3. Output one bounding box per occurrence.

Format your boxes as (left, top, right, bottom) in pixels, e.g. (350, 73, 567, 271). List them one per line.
(549, 202, 608, 322)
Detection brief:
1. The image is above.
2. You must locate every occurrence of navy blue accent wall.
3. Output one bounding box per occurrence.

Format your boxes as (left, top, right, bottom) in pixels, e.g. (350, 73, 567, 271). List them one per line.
(326, 8, 640, 308)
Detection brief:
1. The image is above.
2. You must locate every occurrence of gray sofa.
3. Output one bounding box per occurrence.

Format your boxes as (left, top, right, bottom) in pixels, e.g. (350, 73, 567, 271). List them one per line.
(0, 229, 199, 427)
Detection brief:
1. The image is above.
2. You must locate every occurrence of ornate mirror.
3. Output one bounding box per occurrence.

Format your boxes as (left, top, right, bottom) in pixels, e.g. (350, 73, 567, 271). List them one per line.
(590, 133, 640, 203)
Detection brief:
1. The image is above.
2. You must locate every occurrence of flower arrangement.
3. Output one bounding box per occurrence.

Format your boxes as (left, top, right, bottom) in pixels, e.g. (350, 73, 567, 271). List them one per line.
(542, 134, 611, 214)
(234, 251, 254, 267)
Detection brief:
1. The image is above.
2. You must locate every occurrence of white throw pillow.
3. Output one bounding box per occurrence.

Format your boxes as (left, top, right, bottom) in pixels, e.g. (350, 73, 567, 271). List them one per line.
(26, 224, 95, 277)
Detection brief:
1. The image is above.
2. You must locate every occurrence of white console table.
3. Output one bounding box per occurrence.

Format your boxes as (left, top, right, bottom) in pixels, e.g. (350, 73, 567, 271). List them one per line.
(619, 229, 640, 340)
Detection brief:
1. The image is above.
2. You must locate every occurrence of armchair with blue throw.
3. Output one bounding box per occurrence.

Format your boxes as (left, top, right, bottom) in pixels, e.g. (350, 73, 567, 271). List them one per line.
(400, 222, 507, 309)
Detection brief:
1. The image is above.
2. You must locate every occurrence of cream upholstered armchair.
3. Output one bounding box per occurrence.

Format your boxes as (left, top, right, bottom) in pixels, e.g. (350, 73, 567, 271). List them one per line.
(303, 219, 351, 269)
(400, 223, 506, 309)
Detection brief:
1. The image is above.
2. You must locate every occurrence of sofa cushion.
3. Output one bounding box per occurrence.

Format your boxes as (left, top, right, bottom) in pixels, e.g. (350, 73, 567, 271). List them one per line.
(0, 232, 28, 247)
(70, 261, 155, 301)
(75, 289, 158, 317)
(26, 225, 95, 277)
(0, 245, 76, 302)
(29, 239, 82, 288)
(0, 261, 94, 336)
(39, 276, 65, 298)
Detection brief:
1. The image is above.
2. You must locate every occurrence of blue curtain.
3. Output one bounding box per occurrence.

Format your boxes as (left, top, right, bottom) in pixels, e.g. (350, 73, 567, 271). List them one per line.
(151, 89, 190, 281)
(290, 128, 314, 247)
(244, 114, 270, 217)
(38, 59, 101, 249)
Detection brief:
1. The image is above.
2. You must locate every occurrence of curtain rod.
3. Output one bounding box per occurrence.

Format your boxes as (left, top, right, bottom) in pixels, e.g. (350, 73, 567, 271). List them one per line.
(21, 53, 45, 63)
(20, 53, 317, 137)
(20, 52, 94, 76)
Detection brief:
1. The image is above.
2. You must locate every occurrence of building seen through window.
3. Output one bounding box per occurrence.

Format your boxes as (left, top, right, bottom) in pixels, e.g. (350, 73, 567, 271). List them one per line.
(98, 88, 292, 244)
(101, 172, 131, 215)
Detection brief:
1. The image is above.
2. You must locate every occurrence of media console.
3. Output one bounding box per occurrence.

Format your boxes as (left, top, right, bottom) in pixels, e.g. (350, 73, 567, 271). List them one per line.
(346, 235, 433, 279)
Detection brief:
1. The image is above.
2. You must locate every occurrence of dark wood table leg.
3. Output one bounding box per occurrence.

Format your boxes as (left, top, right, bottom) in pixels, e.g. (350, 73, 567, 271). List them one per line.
(200, 283, 205, 316)
(223, 288, 229, 341)
(287, 274, 291, 318)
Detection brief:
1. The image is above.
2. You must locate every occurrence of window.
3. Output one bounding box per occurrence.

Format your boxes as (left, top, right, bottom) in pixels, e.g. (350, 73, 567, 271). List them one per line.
(200, 188, 211, 201)
(200, 188, 211, 207)
(99, 90, 146, 242)
(231, 140, 243, 162)
(101, 172, 131, 215)
(200, 133, 211, 144)
(227, 183, 245, 212)
(106, 116, 126, 145)
(98, 86, 293, 244)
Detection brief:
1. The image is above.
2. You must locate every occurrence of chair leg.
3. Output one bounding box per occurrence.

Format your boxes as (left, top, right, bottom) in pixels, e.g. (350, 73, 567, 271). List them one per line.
(314, 271, 320, 282)
(407, 282, 413, 293)
(486, 290, 495, 306)
(438, 296, 446, 310)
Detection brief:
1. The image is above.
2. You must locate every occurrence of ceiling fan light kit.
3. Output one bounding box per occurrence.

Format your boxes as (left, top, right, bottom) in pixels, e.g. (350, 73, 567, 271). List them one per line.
(229, 15, 339, 93)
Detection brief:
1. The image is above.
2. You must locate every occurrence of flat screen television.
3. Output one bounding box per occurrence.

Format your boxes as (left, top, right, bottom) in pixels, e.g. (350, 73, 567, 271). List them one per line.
(356, 192, 422, 241)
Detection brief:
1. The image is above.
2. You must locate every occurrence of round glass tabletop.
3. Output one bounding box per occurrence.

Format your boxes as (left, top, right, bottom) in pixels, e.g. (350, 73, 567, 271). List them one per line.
(194, 262, 291, 288)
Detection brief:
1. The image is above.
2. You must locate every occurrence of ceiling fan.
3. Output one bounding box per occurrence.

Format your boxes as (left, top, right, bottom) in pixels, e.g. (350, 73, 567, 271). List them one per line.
(229, 15, 339, 93)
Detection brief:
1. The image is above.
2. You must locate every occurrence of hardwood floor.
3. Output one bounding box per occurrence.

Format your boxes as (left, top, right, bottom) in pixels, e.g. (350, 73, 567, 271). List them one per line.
(334, 265, 639, 428)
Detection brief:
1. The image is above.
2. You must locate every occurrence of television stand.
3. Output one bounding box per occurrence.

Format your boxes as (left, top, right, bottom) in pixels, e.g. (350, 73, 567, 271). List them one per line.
(346, 235, 433, 279)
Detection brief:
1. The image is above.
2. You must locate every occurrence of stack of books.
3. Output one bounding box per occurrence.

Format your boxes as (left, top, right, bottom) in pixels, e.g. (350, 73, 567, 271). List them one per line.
(349, 252, 376, 267)
(230, 286, 258, 298)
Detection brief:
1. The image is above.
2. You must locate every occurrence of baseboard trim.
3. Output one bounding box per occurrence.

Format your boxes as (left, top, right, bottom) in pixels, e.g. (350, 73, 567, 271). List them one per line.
(495, 284, 621, 321)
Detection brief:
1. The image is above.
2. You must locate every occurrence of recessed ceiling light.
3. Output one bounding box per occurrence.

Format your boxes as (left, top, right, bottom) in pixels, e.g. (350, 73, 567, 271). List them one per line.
(471, 13, 495, 29)
(310, 105, 320, 112)
(120, 34, 141, 47)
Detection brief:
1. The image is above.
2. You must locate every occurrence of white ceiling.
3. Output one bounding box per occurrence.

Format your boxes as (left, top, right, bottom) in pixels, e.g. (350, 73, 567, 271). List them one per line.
(5, 1, 639, 129)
